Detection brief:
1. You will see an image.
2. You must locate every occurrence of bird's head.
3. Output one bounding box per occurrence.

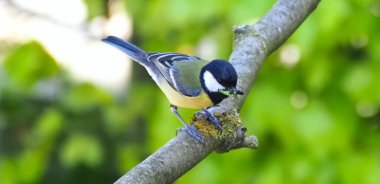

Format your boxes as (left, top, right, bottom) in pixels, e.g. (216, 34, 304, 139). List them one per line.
(200, 59, 244, 105)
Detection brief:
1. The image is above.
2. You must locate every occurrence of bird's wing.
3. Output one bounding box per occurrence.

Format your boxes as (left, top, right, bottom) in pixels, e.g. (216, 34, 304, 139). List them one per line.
(146, 52, 206, 97)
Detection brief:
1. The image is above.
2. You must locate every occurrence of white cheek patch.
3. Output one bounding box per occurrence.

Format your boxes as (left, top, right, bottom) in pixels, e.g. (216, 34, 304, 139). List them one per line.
(203, 71, 224, 92)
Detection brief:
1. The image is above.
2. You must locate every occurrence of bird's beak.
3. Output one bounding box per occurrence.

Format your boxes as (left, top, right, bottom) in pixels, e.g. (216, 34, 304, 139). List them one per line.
(219, 87, 244, 96)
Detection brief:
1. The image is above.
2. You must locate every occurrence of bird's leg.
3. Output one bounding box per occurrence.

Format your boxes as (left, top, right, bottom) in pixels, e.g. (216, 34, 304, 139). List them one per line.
(170, 105, 203, 142)
(202, 108, 222, 130)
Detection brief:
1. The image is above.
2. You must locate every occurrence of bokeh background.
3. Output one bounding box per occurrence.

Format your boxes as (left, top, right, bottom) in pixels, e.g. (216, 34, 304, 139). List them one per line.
(1, 0, 379, 183)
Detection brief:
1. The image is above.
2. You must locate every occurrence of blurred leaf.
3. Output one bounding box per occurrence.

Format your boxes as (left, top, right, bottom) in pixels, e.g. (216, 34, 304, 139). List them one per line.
(4, 41, 59, 89)
(339, 153, 379, 183)
(230, 0, 276, 23)
(177, 160, 220, 184)
(342, 64, 380, 102)
(293, 101, 333, 148)
(303, 58, 331, 94)
(0, 158, 17, 184)
(34, 108, 63, 140)
(104, 84, 156, 135)
(63, 83, 112, 112)
(255, 159, 282, 183)
(148, 93, 177, 150)
(116, 144, 140, 172)
(83, 0, 106, 20)
(18, 150, 46, 183)
(60, 134, 103, 168)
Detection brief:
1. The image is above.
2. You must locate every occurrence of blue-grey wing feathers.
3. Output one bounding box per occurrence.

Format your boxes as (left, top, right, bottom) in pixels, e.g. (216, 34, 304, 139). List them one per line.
(102, 36, 148, 67)
(146, 53, 201, 96)
(169, 65, 201, 97)
(102, 36, 202, 97)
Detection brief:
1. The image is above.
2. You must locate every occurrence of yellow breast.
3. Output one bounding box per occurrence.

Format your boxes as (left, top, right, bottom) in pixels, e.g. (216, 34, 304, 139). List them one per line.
(157, 79, 213, 109)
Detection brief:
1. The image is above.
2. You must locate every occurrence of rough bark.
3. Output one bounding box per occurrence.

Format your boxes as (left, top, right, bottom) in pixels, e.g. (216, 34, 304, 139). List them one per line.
(115, 0, 321, 183)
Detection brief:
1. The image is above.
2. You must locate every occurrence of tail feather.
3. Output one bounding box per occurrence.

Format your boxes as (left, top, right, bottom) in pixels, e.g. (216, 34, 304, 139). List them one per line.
(102, 36, 148, 66)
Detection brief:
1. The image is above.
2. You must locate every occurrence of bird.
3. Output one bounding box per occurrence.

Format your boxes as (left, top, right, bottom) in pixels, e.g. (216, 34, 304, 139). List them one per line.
(102, 36, 243, 142)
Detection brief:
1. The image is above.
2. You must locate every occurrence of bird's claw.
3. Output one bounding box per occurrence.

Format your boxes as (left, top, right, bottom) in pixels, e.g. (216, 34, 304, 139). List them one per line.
(185, 125, 203, 143)
(202, 109, 222, 130)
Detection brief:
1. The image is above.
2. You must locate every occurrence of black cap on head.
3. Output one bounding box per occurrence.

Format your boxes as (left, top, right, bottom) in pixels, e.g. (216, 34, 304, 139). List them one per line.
(200, 59, 240, 104)
(204, 60, 238, 87)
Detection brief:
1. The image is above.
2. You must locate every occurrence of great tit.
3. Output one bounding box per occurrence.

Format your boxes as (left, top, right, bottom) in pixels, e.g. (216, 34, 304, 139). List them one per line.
(102, 36, 243, 141)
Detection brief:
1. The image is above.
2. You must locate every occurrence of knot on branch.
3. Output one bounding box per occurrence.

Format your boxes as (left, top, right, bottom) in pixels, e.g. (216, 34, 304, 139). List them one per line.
(233, 25, 251, 35)
(191, 110, 258, 153)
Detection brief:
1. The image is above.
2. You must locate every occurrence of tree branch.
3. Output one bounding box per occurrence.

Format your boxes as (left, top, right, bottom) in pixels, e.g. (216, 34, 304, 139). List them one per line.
(115, 0, 320, 183)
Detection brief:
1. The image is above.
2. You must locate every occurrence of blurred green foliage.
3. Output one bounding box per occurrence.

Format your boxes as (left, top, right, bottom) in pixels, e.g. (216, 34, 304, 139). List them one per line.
(1, 0, 380, 183)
